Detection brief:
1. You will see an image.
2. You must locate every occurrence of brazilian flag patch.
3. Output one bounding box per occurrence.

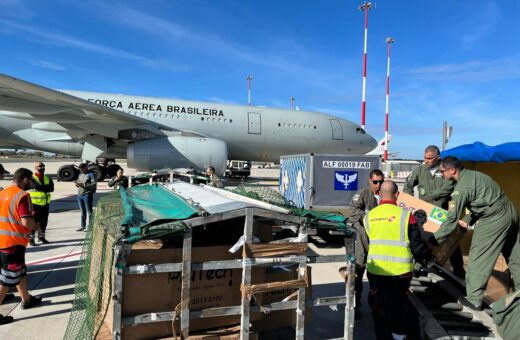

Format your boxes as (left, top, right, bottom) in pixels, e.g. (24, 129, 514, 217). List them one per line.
(430, 207, 448, 222)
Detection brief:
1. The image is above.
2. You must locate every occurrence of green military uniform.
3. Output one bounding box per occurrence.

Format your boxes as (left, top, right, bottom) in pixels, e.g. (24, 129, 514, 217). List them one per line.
(434, 169, 520, 306)
(493, 290, 520, 340)
(347, 187, 379, 317)
(348, 187, 379, 267)
(403, 165, 455, 209)
(403, 163, 465, 276)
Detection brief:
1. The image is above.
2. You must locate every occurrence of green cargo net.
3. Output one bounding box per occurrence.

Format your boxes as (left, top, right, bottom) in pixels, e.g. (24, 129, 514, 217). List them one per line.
(231, 184, 351, 234)
(63, 191, 123, 340)
(64, 185, 200, 339)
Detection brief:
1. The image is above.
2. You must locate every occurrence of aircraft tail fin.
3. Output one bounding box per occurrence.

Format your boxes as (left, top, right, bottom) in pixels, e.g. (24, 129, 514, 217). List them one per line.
(366, 134, 392, 156)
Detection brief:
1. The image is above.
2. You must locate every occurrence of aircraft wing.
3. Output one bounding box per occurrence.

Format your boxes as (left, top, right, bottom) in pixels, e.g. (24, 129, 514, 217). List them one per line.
(0, 73, 177, 160)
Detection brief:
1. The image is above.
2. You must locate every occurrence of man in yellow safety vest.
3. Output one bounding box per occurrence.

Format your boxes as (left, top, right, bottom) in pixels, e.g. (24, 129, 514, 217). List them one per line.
(28, 162, 54, 245)
(362, 180, 432, 340)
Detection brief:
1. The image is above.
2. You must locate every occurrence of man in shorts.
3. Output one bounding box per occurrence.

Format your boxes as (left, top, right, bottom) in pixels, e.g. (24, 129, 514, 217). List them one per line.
(0, 168, 43, 324)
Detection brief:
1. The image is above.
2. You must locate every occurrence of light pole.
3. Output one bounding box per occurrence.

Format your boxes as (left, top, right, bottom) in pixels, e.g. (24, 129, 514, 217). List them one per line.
(358, 1, 373, 130)
(442, 121, 453, 150)
(384, 37, 395, 162)
(246, 75, 253, 107)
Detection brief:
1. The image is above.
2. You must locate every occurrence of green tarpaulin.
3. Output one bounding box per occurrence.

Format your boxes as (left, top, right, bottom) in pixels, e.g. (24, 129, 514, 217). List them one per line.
(120, 185, 199, 228)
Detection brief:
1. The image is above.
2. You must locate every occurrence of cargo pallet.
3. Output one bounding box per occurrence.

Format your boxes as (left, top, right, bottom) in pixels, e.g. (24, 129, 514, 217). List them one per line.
(409, 265, 501, 339)
(111, 207, 356, 339)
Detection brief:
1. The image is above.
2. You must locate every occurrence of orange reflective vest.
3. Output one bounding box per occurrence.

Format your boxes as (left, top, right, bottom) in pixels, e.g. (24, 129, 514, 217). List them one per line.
(0, 185, 32, 248)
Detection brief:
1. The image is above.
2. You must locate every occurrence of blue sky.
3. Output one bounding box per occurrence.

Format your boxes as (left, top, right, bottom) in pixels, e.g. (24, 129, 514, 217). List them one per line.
(1, 0, 519, 159)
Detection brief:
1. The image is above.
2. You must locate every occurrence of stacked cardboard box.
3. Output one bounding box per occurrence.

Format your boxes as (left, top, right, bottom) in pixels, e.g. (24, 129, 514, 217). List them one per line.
(98, 244, 263, 340)
(98, 239, 313, 339)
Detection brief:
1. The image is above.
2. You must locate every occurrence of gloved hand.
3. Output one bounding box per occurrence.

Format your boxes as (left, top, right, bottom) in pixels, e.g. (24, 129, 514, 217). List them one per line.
(413, 209, 427, 228)
(428, 234, 439, 246)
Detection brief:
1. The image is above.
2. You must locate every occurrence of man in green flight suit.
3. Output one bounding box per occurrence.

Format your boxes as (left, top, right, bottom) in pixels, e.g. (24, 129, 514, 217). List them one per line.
(433, 156, 520, 311)
(348, 169, 384, 320)
(403, 145, 465, 277)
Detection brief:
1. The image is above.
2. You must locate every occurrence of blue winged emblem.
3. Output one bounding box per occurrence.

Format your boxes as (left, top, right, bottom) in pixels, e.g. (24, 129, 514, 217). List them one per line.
(335, 172, 358, 189)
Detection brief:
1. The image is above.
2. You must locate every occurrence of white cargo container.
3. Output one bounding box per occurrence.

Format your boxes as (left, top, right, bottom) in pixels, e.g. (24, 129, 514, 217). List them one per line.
(279, 154, 381, 210)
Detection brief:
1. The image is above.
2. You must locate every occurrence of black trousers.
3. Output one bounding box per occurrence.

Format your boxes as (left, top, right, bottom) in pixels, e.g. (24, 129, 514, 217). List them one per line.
(367, 272, 412, 340)
(32, 204, 50, 237)
(450, 246, 466, 277)
(355, 265, 365, 311)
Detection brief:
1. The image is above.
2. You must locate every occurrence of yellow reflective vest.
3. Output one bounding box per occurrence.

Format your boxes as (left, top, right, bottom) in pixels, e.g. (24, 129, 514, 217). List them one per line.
(29, 174, 51, 206)
(363, 203, 413, 276)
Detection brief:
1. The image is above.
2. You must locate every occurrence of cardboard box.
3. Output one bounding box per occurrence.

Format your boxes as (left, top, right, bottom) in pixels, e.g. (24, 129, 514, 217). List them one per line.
(396, 192, 448, 233)
(252, 266, 312, 331)
(102, 243, 264, 339)
(396, 192, 461, 264)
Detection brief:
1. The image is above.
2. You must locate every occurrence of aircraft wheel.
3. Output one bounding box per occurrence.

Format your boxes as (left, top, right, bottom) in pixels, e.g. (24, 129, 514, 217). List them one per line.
(57, 165, 77, 182)
(88, 164, 106, 182)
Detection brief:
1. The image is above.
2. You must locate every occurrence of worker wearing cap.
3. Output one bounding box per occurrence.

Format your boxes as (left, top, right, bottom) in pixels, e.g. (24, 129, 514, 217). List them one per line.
(403, 145, 465, 278)
(434, 156, 520, 311)
(347, 169, 384, 320)
(363, 180, 432, 340)
(28, 162, 53, 245)
(75, 163, 97, 232)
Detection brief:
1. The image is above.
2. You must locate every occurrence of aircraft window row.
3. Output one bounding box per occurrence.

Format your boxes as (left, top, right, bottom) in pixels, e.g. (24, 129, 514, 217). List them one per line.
(127, 111, 233, 122)
(278, 123, 317, 129)
(201, 117, 232, 123)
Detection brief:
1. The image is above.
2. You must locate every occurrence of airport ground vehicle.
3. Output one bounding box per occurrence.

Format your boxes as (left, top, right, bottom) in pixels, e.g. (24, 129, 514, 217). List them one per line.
(225, 160, 251, 178)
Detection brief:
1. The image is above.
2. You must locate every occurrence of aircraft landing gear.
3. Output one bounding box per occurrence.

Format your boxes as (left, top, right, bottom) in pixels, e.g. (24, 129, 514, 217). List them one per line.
(57, 164, 79, 182)
(56, 158, 120, 182)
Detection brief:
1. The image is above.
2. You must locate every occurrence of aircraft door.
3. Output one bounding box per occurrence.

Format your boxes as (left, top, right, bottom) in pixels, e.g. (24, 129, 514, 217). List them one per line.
(329, 119, 343, 140)
(248, 112, 261, 134)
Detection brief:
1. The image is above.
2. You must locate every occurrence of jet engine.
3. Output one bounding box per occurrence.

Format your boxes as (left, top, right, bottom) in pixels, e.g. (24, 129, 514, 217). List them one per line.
(127, 136, 228, 174)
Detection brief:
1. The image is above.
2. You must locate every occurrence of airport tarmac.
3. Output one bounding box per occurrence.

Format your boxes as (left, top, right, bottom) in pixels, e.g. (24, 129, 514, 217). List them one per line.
(0, 159, 377, 339)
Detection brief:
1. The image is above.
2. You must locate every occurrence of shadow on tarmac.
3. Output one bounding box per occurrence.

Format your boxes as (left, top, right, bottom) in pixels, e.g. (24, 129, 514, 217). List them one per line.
(9, 307, 73, 322)
(26, 243, 84, 254)
(28, 261, 78, 291)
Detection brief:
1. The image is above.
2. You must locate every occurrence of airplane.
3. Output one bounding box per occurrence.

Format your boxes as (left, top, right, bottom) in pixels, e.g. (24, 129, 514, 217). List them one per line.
(365, 135, 400, 158)
(0, 73, 377, 181)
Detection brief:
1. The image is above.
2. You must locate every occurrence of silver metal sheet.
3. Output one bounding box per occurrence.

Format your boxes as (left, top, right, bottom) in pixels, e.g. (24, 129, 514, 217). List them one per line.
(164, 182, 248, 214)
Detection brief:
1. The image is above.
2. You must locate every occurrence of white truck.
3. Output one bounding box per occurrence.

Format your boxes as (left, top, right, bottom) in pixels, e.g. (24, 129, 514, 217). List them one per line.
(225, 160, 251, 178)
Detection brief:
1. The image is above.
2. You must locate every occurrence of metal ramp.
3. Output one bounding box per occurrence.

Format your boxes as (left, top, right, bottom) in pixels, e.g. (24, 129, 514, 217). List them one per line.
(408, 267, 502, 339)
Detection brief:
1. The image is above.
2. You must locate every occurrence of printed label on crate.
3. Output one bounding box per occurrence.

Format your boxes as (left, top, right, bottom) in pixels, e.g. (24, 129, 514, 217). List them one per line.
(323, 161, 371, 169)
(334, 171, 358, 191)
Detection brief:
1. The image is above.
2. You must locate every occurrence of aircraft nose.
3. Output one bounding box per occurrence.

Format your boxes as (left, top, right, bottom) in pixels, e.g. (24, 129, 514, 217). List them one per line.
(351, 127, 377, 154)
(363, 132, 377, 149)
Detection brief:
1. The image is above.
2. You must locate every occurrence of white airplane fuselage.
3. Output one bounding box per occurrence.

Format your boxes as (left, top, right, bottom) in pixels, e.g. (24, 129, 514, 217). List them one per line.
(0, 90, 377, 168)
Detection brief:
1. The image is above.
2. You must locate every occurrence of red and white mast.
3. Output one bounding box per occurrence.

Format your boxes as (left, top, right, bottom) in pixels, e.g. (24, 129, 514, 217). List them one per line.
(358, 2, 373, 130)
(384, 37, 395, 161)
